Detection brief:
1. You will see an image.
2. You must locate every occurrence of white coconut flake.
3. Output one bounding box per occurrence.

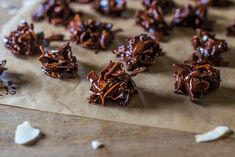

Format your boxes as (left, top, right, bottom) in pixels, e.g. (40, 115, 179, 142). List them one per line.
(195, 126, 231, 143)
(91, 140, 104, 149)
(15, 121, 40, 145)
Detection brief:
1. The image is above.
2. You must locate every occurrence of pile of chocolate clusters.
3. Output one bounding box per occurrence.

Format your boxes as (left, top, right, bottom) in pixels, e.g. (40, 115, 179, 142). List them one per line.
(135, 4, 171, 41)
(68, 15, 114, 50)
(113, 34, 162, 73)
(3, 0, 234, 105)
(87, 61, 137, 106)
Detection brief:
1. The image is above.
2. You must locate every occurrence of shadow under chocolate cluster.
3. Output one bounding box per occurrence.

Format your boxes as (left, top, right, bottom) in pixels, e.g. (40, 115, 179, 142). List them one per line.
(87, 61, 137, 106)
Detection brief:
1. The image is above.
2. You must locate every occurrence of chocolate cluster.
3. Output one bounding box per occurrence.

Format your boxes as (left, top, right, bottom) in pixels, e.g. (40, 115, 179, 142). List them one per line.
(142, 0, 176, 14)
(186, 29, 229, 66)
(93, 0, 126, 17)
(113, 34, 162, 74)
(39, 42, 78, 79)
(0, 60, 7, 75)
(69, 15, 114, 50)
(173, 64, 220, 102)
(87, 61, 137, 106)
(32, 0, 76, 26)
(135, 4, 171, 41)
(76, 0, 93, 3)
(194, 0, 230, 6)
(172, 4, 213, 31)
(4, 22, 45, 56)
(227, 21, 235, 37)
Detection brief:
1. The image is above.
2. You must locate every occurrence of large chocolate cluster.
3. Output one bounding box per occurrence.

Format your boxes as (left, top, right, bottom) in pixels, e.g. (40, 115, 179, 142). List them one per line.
(32, 0, 76, 26)
(113, 34, 162, 73)
(142, 0, 176, 14)
(39, 42, 78, 79)
(172, 4, 213, 31)
(68, 15, 114, 50)
(135, 4, 171, 41)
(93, 0, 126, 17)
(186, 29, 229, 66)
(87, 61, 137, 106)
(4, 22, 45, 56)
(173, 64, 220, 102)
(194, 0, 230, 6)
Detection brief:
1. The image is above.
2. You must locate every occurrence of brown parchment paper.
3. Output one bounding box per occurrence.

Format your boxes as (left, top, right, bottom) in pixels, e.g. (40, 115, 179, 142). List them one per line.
(0, 0, 235, 133)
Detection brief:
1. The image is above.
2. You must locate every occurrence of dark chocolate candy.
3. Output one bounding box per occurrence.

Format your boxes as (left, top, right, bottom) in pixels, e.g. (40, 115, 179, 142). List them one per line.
(87, 61, 137, 106)
(93, 0, 126, 17)
(186, 29, 229, 66)
(68, 15, 114, 50)
(173, 64, 220, 102)
(172, 4, 213, 31)
(135, 4, 171, 41)
(113, 34, 162, 74)
(142, 0, 176, 14)
(39, 42, 78, 79)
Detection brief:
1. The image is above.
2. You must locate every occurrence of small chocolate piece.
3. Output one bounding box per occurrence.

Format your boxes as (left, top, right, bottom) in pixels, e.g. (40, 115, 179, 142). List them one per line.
(87, 61, 137, 106)
(142, 0, 176, 14)
(39, 42, 78, 79)
(227, 20, 235, 37)
(0, 60, 7, 75)
(113, 34, 162, 73)
(135, 4, 171, 41)
(173, 64, 220, 102)
(186, 29, 228, 66)
(32, 0, 76, 26)
(194, 0, 230, 7)
(4, 22, 45, 56)
(68, 15, 114, 50)
(172, 4, 213, 31)
(93, 0, 126, 17)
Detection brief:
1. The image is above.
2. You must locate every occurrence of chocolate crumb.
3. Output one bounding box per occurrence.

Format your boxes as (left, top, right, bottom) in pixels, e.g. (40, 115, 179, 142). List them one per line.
(39, 42, 78, 79)
(186, 29, 229, 66)
(113, 34, 162, 74)
(87, 61, 137, 106)
(173, 64, 220, 102)
(68, 15, 114, 50)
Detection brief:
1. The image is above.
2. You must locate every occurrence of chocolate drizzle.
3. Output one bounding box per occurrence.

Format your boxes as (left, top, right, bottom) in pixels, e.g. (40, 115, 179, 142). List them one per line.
(39, 42, 78, 79)
(93, 0, 126, 17)
(87, 61, 137, 106)
(173, 64, 220, 102)
(186, 29, 229, 66)
(113, 34, 162, 74)
(68, 15, 114, 50)
(172, 4, 213, 31)
(135, 4, 171, 41)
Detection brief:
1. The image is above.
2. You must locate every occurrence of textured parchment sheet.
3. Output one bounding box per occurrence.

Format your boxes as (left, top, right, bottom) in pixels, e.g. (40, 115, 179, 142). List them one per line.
(0, 0, 235, 133)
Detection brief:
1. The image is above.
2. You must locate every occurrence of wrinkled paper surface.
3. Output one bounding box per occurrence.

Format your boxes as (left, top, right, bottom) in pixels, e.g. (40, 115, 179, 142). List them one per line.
(0, 0, 235, 133)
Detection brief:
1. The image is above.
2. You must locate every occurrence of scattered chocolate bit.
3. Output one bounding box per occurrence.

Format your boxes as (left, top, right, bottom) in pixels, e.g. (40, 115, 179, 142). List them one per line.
(4, 22, 45, 56)
(186, 29, 229, 66)
(113, 34, 162, 74)
(39, 42, 78, 79)
(142, 0, 176, 14)
(32, 0, 76, 26)
(194, 0, 231, 7)
(135, 4, 171, 41)
(173, 64, 220, 102)
(226, 20, 235, 37)
(87, 61, 137, 106)
(172, 4, 213, 31)
(0, 60, 7, 75)
(93, 0, 126, 17)
(68, 15, 114, 50)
